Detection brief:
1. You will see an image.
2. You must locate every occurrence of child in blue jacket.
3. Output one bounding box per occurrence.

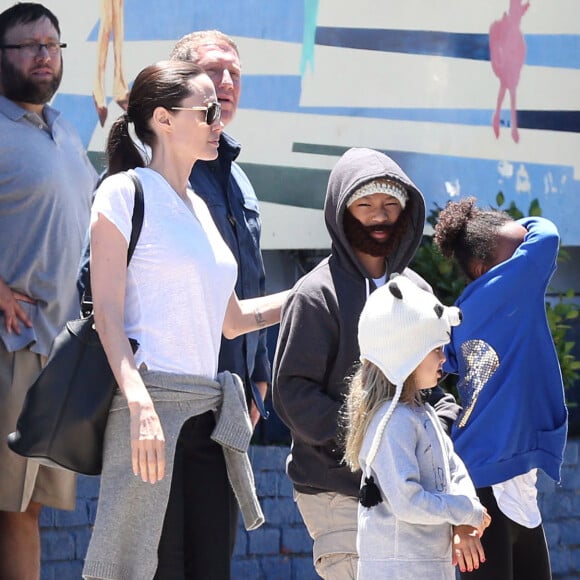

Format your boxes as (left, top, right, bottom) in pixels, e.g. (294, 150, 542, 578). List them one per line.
(434, 197, 568, 580)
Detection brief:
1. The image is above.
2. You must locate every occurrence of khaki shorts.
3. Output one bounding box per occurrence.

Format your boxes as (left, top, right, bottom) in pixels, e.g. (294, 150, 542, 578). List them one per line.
(0, 345, 75, 512)
(295, 490, 358, 580)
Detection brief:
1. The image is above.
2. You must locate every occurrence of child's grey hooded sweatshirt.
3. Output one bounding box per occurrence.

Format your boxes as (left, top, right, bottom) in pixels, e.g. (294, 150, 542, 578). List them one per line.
(358, 401, 484, 580)
(273, 148, 460, 498)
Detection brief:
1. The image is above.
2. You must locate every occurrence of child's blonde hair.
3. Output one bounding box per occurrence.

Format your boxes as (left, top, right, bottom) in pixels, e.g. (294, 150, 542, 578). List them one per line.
(343, 360, 419, 471)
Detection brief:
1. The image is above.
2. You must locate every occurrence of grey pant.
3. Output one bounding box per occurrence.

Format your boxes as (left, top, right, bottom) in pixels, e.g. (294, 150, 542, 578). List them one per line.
(295, 490, 358, 580)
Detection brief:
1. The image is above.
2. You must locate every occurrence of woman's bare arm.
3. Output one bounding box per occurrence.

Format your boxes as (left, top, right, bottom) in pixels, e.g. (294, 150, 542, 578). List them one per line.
(91, 212, 165, 483)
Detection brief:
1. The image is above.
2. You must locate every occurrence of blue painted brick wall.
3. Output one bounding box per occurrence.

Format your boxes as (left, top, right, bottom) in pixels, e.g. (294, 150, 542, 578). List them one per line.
(41, 440, 580, 579)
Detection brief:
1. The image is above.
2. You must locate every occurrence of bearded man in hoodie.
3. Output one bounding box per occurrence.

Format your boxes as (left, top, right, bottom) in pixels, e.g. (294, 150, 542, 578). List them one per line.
(272, 148, 460, 580)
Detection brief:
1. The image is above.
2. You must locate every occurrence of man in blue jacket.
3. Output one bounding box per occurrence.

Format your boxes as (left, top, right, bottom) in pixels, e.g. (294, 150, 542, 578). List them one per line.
(167, 30, 269, 577)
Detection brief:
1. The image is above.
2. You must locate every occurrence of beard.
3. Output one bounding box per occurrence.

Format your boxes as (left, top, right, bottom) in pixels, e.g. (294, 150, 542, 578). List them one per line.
(1, 54, 62, 105)
(343, 207, 410, 258)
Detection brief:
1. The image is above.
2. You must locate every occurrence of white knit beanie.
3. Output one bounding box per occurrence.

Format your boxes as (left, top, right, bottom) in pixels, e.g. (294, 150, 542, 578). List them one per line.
(358, 274, 462, 470)
(346, 179, 408, 209)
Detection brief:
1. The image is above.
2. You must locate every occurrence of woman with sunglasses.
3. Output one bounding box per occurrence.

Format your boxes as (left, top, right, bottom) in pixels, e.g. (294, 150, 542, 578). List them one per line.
(82, 60, 287, 580)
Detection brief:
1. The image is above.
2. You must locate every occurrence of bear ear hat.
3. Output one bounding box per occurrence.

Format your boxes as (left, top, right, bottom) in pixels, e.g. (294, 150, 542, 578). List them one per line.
(389, 280, 403, 300)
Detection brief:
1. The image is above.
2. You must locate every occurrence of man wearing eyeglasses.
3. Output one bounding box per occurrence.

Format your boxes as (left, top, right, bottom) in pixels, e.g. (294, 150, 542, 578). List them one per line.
(169, 31, 270, 577)
(0, 3, 97, 578)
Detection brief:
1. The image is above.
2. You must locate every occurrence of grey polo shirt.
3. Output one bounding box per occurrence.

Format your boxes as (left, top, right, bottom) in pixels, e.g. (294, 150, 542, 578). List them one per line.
(0, 95, 97, 355)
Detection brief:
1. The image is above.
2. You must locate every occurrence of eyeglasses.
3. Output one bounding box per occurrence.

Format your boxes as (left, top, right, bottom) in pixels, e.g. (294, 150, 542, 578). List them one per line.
(170, 101, 221, 125)
(0, 42, 67, 56)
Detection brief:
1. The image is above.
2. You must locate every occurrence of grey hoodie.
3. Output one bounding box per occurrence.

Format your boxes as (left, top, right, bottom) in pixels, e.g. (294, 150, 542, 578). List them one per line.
(272, 148, 459, 496)
(357, 403, 483, 579)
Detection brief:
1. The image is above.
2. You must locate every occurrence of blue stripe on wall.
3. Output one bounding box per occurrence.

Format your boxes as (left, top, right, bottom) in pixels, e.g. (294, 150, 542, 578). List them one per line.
(386, 149, 578, 243)
(290, 143, 578, 242)
(525, 35, 580, 69)
(314, 27, 580, 70)
(518, 110, 580, 133)
(241, 75, 580, 133)
(315, 28, 490, 60)
(88, 0, 305, 42)
(52, 94, 99, 148)
(54, 76, 580, 145)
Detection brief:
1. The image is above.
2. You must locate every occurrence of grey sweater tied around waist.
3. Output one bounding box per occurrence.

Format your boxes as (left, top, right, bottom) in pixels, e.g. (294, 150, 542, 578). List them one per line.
(83, 370, 264, 580)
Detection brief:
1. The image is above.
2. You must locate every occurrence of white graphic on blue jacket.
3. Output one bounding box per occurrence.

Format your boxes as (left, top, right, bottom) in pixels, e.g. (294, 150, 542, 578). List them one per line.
(457, 339, 500, 428)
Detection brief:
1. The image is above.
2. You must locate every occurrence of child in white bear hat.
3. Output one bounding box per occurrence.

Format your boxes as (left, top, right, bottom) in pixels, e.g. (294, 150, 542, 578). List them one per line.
(344, 274, 491, 580)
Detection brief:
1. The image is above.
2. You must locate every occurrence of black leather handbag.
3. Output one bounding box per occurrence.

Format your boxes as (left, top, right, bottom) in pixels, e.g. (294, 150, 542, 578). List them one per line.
(7, 171, 144, 476)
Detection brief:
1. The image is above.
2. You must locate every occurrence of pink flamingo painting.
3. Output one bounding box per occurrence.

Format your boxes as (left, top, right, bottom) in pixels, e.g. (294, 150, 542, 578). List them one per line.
(489, 0, 530, 143)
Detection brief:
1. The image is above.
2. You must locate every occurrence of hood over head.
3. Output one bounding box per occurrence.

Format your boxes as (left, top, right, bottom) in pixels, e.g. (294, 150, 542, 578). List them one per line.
(324, 148, 426, 279)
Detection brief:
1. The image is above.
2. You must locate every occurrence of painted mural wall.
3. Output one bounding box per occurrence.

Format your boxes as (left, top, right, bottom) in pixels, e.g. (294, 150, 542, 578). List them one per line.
(3, 0, 579, 248)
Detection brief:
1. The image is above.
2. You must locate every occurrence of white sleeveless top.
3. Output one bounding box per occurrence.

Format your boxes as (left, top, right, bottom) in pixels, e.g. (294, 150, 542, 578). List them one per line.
(493, 469, 541, 528)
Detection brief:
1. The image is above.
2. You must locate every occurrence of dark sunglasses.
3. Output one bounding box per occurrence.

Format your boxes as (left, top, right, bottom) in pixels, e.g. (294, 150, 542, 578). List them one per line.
(170, 101, 221, 125)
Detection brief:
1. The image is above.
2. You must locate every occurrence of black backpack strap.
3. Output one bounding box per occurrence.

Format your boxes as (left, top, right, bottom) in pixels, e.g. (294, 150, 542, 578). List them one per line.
(80, 170, 144, 316)
(126, 169, 144, 265)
